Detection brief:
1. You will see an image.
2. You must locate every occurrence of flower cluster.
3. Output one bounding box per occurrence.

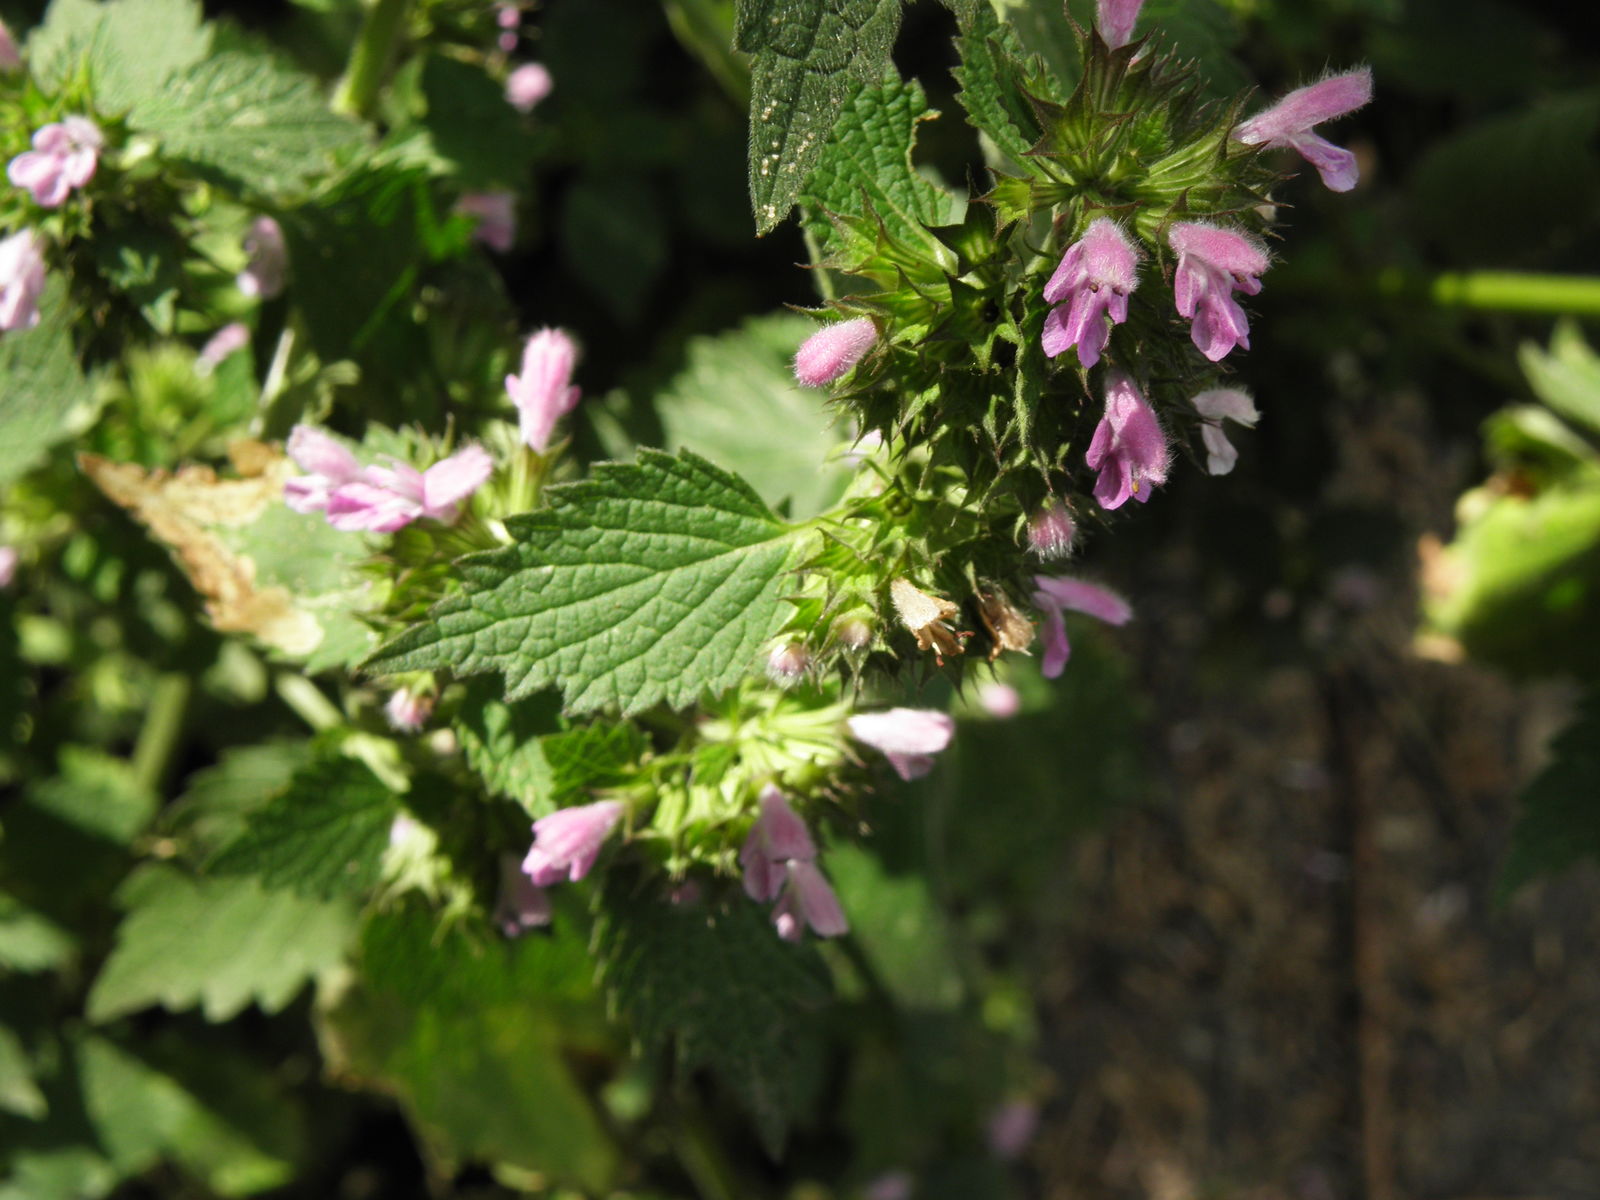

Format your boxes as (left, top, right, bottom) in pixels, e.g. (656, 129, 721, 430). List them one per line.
(283, 426, 493, 533)
(740, 786, 848, 941)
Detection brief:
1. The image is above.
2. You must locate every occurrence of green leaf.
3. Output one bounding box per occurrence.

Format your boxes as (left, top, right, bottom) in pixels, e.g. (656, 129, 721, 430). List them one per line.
(800, 73, 961, 264)
(164, 742, 316, 859)
(87, 866, 358, 1023)
(593, 874, 831, 1154)
(0, 280, 93, 489)
(206, 757, 398, 899)
(0, 1026, 46, 1121)
(735, 0, 904, 234)
(78, 1034, 303, 1195)
(1520, 322, 1600, 440)
(27, 748, 157, 846)
(129, 51, 368, 198)
(655, 313, 855, 519)
(1500, 691, 1600, 895)
(417, 54, 536, 188)
(26, 0, 211, 110)
(825, 843, 963, 1010)
(367, 450, 809, 716)
(952, 7, 1041, 167)
(0, 898, 76, 974)
(317, 909, 615, 1189)
(453, 682, 563, 806)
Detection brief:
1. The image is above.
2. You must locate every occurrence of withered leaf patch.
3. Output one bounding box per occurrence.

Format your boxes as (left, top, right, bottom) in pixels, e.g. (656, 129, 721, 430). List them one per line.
(890, 577, 967, 664)
(977, 589, 1035, 662)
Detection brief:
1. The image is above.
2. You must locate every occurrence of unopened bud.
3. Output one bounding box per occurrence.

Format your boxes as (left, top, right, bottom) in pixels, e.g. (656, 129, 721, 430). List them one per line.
(793, 317, 877, 387)
(834, 616, 873, 651)
(765, 642, 811, 687)
(1027, 501, 1077, 559)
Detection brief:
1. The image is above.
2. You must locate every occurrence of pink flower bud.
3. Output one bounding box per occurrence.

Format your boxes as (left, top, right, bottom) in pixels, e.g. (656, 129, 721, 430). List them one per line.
(506, 327, 582, 452)
(977, 681, 1022, 719)
(522, 799, 625, 886)
(765, 642, 811, 687)
(455, 190, 516, 253)
(1095, 0, 1144, 48)
(1234, 68, 1373, 193)
(739, 784, 818, 902)
(1085, 370, 1169, 509)
(1027, 501, 1077, 559)
(506, 62, 552, 112)
(498, 31, 518, 52)
(384, 687, 434, 732)
(496, 2, 520, 28)
(834, 616, 873, 650)
(196, 323, 250, 374)
(237, 217, 287, 300)
(793, 317, 877, 387)
(0, 230, 48, 333)
(847, 707, 955, 781)
(7, 117, 102, 208)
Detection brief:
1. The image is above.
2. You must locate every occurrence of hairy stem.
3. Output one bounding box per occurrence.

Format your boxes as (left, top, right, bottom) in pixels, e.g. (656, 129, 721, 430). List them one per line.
(333, 0, 412, 120)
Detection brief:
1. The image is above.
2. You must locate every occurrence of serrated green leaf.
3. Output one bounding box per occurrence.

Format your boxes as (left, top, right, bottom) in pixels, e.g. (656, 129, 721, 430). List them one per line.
(206, 757, 397, 899)
(87, 866, 358, 1023)
(164, 742, 316, 859)
(801, 73, 961, 264)
(367, 450, 810, 716)
(25, 0, 105, 90)
(453, 681, 563, 806)
(0, 1026, 46, 1121)
(129, 51, 367, 198)
(655, 313, 854, 519)
(593, 874, 830, 1154)
(0, 280, 93, 489)
(1520, 322, 1600, 439)
(735, 0, 904, 234)
(78, 1034, 303, 1195)
(317, 909, 615, 1189)
(1500, 691, 1600, 895)
(0, 898, 76, 974)
(952, 7, 1041, 167)
(26, 0, 211, 110)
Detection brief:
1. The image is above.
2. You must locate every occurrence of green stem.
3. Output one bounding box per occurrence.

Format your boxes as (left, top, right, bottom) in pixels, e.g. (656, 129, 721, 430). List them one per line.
(276, 672, 343, 731)
(332, 0, 412, 120)
(668, 1093, 749, 1200)
(132, 674, 192, 795)
(1375, 268, 1600, 318)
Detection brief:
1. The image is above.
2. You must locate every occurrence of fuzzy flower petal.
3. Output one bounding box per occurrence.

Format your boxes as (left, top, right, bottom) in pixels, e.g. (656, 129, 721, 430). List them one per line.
(1191, 387, 1259, 475)
(793, 317, 877, 387)
(421, 444, 494, 518)
(506, 62, 553, 112)
(772, 859, 849, 941)
(1168, 222, 1268, 362)
(506, 327, 582, 451)
(1084, 370, 1169, 509)
(739, 785, 817, 902)
(1095, 0, 1144, 49)
(284, 425, 363, 514)
(522, 799, 625, 886)
(8, 117, 102, 208)
(1040, 218, 1139, 368)
(847, 707, 955, 781)
(1234, 68, 1373, 192)
(456, 190, 517, 253)
(0, 20, 20, 71)
(0, 230, 48, 333)
(1031, 575, 1132, 679)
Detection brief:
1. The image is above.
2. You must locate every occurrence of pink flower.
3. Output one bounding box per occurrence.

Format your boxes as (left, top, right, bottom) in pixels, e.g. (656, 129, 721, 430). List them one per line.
(794, 317, 877, 387)
(324, 443, 495, 532)
(384, 687, 434, 732)
(495, 855, 552, 935)
(772, 859, 848, 941)
(1085, 369, 1169, 509)
(1041, 218, 1139, 369)
(1027, 501, 1077, 559)
(977, 681, 1022, 719)
(0, 546, 16, 588)
(739, 785, 818, 902)
(0, 20, 20, 71)
(1031, 575, 1132, 678)
(456, 190, 516, 253)
(1095, 0, 1144, 48)
(284, 425, 364, 514)
(496, 2, 520, 28)
(196, 323, 249, 374)
(506, 62, 552, 112)
(765, 642, 811, 688)
(1233, 68, 1373, 193)
(522, 799, 625, 886)
(847, 707, 955, 781)
(0, 230, 47, 333)
(1168, 221, 1268, 362)
(8, 117, 102, 208)
(986, 1099, 1040, 1159)
(237, 217, 287, 300)
(1190, 387, 1259, 475)
(506, 327, 581, 451)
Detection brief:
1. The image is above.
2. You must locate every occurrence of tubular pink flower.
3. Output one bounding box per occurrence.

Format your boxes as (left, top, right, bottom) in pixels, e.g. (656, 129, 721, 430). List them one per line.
(847, 707, 955, 781)
(1041, 218, 1139, 368)
(8, 117, 102, 208)
(1027, 501, 1077, 560)
(0, 20, 20, 71)
(1095, 0, 1144, 48)
(772, 859, 849, 941)
(506, 327, 582, 451)
(237, 217, 287, 300)
(1031, 575, 1132, 679)
(284, 425, 363, 514)
(739, 785, 818, 902)
(506, 62, 552, 112)
(325, 444, 494, 532)
(1085, 370, 1169, 509)
(522, 799, 625, 886)
(384, 687, 434, 733)
(456, 190, 516, 253)
(0, 230, 47, 333)
(1168, 222, 1268, 362)
(196, 323, 249, 374)
(1234, 68, 1373, 193)
(1190, 387, 1259, 475)
(793, 317, 877, 387)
